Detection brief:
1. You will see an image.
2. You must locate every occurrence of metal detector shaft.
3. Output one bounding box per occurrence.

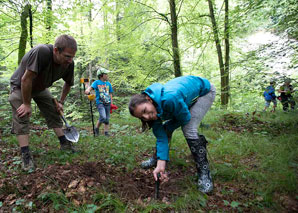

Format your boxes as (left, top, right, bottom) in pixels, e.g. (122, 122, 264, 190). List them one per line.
(154, 173, 161, 199)
(89, 100, 95, 137)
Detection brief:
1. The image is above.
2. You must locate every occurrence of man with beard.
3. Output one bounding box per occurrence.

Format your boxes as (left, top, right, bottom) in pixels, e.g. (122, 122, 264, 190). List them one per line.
(9, 35, 78, 171)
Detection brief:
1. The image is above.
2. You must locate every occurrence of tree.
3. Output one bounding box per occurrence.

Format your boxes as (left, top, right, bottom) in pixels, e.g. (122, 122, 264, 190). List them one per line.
(169, 0, 181, 77)
(44, 0, 53, 43)
(223, 0, 230, 106)
(18, 3, 31, 65)
(207, 0, 230, 107)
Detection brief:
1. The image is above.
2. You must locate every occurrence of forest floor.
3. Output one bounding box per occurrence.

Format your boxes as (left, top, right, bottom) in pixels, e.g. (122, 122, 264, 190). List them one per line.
(0, 109, 297, 212)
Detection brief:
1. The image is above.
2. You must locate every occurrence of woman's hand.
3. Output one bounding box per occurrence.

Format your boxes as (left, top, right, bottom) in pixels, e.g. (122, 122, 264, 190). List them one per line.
(153, 160, 168, 182)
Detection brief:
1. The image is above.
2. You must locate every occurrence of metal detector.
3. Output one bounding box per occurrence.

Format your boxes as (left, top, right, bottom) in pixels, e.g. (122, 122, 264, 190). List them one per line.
(87, 94, 96, 137)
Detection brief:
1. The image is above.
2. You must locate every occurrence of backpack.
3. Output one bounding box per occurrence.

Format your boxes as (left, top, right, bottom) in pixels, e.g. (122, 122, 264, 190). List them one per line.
(263, 86, 276, 101)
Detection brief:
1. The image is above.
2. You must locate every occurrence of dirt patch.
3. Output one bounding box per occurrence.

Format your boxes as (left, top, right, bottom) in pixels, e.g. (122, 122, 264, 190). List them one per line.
(0, 160, 187, 210)
(0, 132, 295, 212)
(1, 156, 296, 212)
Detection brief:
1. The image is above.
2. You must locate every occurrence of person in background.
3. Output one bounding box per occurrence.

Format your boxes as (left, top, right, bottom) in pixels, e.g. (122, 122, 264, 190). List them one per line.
(8, 35, 78, 171)
(128, 76, 216, 193)
(278, 79, 296, 111)
(85, 67, 113, 136)
(263, 81, 277, 112)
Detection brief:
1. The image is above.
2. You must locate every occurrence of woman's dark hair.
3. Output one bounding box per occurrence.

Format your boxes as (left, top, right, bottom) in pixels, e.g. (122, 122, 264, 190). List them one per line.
(128, 93, 155, 132)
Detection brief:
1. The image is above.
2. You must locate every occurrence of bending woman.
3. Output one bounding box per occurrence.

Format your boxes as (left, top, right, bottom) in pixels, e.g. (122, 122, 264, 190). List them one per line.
(128, 75, 216, 193)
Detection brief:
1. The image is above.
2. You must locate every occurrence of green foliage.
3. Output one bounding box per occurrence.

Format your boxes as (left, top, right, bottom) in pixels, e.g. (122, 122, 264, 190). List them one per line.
(0, 1, 297, 211)
(265, 0, 298, 39)
(38, 192, 70, 210)
(92, 193, 126, 212)
(1, 105, 297, 211)
(173, 189, 208, 210)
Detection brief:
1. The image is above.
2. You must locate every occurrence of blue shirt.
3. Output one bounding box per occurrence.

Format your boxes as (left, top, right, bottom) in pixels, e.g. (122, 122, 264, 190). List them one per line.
(91, 80, 113, 105)
(263, 85, 276, 101)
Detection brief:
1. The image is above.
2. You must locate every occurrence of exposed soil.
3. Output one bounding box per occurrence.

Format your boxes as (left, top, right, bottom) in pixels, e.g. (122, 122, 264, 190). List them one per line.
(1, 149, 297, 212)
(0, 153, 190, 211)
(1, 120, 297, 212)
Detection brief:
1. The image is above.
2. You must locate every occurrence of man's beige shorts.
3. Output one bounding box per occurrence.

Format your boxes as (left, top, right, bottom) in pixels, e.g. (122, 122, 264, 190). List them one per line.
(8, 88, 63, 135)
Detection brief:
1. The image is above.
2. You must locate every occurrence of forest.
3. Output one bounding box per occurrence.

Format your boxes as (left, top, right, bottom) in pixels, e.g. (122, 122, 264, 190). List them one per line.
(0, 0, 297, 212)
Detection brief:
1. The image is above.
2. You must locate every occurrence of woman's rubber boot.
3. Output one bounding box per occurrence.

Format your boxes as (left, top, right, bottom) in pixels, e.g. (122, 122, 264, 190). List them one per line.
(186, 135, 213, 193)
(140, 148, 157, 169)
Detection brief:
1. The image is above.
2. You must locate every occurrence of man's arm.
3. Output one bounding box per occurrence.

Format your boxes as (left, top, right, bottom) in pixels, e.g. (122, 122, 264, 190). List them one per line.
(17, 70, 37, 118)
(60, 82, 71, 104)
(54, 82, 71, 113)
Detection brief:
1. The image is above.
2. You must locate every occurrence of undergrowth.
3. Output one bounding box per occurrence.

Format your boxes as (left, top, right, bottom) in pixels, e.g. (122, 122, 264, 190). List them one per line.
(0, 106, 297, 212)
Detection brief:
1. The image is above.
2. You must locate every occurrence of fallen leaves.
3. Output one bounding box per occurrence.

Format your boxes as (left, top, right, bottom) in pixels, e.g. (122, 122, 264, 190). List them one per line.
(68, 180, 79, 189)
(0, 151, 296, 212)
(279, 195, 298, 212)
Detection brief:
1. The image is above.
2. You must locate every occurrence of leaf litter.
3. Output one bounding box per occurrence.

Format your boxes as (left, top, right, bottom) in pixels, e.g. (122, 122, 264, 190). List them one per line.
(1, 116, 297, 212)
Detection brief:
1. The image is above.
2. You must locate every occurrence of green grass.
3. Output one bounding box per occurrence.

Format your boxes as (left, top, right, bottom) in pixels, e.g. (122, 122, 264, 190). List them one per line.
(0, 108, 297, 212)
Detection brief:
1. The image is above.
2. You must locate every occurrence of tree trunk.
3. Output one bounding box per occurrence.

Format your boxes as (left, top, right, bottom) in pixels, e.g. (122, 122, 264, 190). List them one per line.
(18, 4, 30, 65)
(115, 0, 121, 41)
(169, 0, 182, 77)
(207, 0, 227, 107)
(88, 0, 93, 80)
(224, 0, 230, 106)
(45, 0, 53, 43)
(29, 5, 33, 48)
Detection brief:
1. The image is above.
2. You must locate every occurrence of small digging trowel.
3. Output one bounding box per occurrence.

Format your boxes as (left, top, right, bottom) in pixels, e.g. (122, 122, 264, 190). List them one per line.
(53, 99, 79, 143)
(154, 173, 161, 199)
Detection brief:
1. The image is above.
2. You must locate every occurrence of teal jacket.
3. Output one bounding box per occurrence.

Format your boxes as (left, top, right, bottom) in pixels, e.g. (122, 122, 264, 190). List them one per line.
(143, 76, 211, 161)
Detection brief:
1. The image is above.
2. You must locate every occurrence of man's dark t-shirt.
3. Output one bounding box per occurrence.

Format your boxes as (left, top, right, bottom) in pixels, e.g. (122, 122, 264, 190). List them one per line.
(10, 44, 74, 92)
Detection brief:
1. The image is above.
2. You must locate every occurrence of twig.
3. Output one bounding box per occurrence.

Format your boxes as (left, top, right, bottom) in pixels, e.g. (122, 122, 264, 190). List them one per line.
(0, 48, 18, 62)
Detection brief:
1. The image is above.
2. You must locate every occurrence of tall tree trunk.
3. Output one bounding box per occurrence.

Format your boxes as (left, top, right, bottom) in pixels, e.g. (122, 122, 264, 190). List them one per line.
(224, 0, 230, 106)
(169, 0, 182, 77)
(29, 5, 33, 48)
(103, 4, 109, 67)
(115, 0, 121, 41)
(207, 0, 227, 107)
(88, 0, 93, 80)
(45, 0, 53, 43)
(18, 4, 30, 65)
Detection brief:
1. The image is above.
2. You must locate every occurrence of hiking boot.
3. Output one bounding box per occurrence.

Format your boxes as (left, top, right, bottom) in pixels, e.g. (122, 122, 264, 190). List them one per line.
(21, 152, 35, 171)
(187, 135, 213, 193)
(104, 131, 110, 137)
(60, 140, 77, 153)
(140, 156, 157, 169)
(140, 147, 157, 169)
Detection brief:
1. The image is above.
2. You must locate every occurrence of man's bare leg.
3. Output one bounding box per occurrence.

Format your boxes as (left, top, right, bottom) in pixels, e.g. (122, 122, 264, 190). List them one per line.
(53, 128, 64, 137)
(17, 134, 29, 147)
